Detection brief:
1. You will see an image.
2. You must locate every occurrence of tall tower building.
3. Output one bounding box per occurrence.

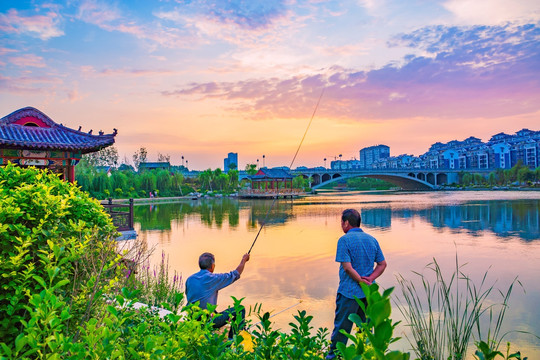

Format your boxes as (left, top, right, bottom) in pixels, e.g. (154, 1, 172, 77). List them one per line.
(224, 152, 238, 172)
(359, 145, 390, 168)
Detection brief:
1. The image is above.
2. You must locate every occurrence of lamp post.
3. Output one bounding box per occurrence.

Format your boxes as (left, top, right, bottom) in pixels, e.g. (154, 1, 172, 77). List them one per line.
(263, 154, 265, 168)
(186, 160, 188, 170)
(257, 159, 259, 169)
(181, 155, 184, 167)
(339, 154, 342, 170)
(324, 158, 327, 168)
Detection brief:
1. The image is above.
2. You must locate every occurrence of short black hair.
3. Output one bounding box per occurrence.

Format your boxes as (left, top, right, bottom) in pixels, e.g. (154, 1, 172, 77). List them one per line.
(199, 252, 215, 270)
(341, 209, 361, 227)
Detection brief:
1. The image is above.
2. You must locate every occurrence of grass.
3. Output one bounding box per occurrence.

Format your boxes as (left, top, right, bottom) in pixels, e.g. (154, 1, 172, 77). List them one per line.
(396, 254, 524, 360)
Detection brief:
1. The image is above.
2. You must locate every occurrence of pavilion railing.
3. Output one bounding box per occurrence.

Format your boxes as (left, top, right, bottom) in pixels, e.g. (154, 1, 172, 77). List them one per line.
(239, 188, 304, 196)
(102, 198, 134, 232)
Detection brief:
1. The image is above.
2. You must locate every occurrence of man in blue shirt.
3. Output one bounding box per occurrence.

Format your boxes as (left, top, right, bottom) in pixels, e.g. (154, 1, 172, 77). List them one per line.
(186, 252, 250, 338)
(326, 209, 387, 359)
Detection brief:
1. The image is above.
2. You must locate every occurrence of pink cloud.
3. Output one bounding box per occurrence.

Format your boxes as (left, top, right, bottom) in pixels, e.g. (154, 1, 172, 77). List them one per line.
(162, 23, 540, 122)
(79, 65, 180, 78)
(0, 8, 64, 40)
(9, 54, 46, 68)
(0, 74, 62, 95)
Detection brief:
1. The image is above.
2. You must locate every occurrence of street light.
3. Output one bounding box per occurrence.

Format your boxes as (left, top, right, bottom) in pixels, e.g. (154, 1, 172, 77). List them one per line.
(324, 158, 327, 168)
(257, 159, 259, 169)
(263, 154, 265, 168)
(181, 155, 184, 167)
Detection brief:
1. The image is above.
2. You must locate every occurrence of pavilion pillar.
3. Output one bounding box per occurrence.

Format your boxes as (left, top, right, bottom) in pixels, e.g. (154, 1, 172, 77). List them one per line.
(68, 164, 75, 183)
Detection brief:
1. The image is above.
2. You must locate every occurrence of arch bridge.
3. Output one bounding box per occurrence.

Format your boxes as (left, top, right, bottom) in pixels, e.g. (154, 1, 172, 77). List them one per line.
(290, 168, 492, 190)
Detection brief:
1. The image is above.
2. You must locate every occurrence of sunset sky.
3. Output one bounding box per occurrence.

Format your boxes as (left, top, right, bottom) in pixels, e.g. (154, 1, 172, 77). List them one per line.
(1, 0, 539, 170)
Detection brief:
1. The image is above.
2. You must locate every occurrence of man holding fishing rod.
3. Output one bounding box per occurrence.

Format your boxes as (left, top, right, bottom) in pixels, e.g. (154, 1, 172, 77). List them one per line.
(326, 209, 387, 360)
(186, 252, 250, 339)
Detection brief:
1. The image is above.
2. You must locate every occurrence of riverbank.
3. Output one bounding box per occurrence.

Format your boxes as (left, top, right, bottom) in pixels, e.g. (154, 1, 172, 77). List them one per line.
(102, 186, 540, 205)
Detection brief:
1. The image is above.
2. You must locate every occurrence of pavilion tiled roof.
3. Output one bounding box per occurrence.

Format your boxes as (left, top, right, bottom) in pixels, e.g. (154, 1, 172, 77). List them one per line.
(0, 107, 116, 154)
(249, 168, 294, 180)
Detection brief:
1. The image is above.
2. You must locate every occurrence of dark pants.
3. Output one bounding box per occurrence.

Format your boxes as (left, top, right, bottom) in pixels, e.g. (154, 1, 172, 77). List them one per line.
(327, 293, 367, 359)
(212, 306, 246, 339)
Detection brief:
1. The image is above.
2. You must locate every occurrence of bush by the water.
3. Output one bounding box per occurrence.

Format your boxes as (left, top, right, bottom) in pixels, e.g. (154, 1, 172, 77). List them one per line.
(0, 163, 120, 344)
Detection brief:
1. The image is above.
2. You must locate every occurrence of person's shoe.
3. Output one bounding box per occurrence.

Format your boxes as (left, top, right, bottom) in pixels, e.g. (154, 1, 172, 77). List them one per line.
(325, 353, 336, 360)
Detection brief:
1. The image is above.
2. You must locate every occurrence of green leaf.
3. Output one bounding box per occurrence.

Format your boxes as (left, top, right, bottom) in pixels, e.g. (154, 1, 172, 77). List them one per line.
(15, 333, 28, 352)
(33, 275, 47, 289)
(0, 342, 13, 357)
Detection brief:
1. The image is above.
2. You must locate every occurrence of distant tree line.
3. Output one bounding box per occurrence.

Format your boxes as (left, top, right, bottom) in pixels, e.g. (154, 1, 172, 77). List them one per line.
(458, 161, 540, 187)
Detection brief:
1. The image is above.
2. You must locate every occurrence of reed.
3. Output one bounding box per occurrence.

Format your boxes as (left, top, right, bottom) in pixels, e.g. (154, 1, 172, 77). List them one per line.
(396, 254, 521, 360)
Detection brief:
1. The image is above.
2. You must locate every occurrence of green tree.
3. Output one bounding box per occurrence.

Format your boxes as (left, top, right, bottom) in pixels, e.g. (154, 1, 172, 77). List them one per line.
(462, 172, 473, 186)
(246, 163, 258, 175)
(81, 145, 119, 167)
(110, 170, 128, 194)
(199, 169, 214, 191)
(227, 169, 239, 191)
(132, 147, 148, 170)
(156, 169, 173, 195)
(140, 170, 156, 194)
(517, 167, 531, 185)
(157, 152, 170, 162)
(293, 175, 308, 189)
(91, 172, 111, 197)
(488, 172, 496, 186)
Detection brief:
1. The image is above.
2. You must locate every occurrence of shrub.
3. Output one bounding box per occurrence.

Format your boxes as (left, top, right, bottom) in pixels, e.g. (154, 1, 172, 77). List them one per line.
(0, 163, 120, 344)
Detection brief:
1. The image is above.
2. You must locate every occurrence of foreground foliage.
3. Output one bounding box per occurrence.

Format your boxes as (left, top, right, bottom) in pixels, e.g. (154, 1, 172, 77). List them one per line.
(0, 163, 120, 345)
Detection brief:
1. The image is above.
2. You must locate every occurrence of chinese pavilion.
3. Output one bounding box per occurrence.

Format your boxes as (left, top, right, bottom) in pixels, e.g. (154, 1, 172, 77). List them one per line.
(0, 107, 117, 182)
(240, 167, 301, 198)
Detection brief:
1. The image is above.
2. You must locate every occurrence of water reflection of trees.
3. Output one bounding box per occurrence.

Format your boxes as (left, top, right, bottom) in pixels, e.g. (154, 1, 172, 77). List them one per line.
(134, 198, 294, 231)
(247, 200, 295, 229)
(361, 200, 540, 241)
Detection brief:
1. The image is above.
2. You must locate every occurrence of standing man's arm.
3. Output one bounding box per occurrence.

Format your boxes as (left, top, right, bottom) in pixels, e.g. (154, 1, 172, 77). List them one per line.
(341, 262, 371, 285)
(235, 253, 250, 276)
(362, 260, 387, 285)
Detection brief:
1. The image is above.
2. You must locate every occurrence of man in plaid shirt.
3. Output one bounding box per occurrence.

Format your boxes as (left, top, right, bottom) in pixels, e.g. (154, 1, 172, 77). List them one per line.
(326, 209, 387, 359)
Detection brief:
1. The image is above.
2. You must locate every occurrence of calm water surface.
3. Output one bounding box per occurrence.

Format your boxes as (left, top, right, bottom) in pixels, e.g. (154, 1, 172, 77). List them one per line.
(133, 191, 540, 357)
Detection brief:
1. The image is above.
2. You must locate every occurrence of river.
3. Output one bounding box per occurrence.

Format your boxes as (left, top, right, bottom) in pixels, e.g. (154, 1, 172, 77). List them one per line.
(132, 190, 540, 357)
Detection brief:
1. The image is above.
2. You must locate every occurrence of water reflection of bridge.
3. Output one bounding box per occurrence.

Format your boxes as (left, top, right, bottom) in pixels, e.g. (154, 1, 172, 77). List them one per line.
(290, 169, 493, 190)
(133, 198, 539, 241)
(360, 201, 540, 241)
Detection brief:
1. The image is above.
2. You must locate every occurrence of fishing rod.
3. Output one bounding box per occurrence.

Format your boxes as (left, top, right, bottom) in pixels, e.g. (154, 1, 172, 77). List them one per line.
(247, 87, 325, 255)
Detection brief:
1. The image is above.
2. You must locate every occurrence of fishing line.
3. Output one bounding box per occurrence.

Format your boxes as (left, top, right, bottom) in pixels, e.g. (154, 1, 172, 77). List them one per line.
(247, 300, 304, 329)
(247, 87, 325, 255)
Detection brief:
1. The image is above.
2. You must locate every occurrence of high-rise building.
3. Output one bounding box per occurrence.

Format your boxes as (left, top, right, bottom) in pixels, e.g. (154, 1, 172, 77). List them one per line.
(224, 152, 238, 172)
(359, 145, 390, 168)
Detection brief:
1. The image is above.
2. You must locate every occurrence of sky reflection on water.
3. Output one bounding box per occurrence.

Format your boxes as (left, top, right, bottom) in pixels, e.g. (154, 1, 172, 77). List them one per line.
(134, 191, 540, 357)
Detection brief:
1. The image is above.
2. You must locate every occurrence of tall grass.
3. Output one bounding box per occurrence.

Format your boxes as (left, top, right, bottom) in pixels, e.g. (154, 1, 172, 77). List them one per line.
(396, 254, 521, 360)
(132, 251, 184, 312)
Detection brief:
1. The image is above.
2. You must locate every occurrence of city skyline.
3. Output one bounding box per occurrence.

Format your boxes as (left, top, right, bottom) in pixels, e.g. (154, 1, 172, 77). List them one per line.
(1, 0, 539, 170)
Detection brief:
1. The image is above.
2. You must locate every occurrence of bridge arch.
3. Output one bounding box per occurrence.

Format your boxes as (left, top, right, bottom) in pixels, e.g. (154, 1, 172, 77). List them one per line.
(437, 173, 448, 185)
(417, 173, 426, 181)
(322, 173, 331, 182)
(427, 173, 435, 185)
(310, 172, 435, 190)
